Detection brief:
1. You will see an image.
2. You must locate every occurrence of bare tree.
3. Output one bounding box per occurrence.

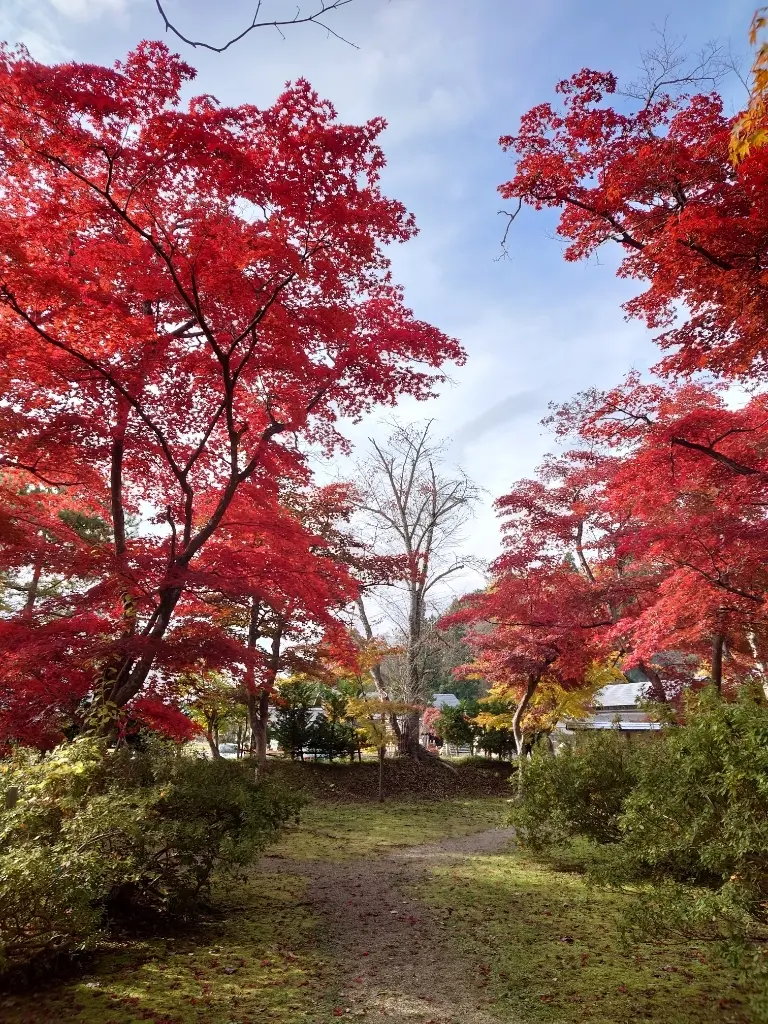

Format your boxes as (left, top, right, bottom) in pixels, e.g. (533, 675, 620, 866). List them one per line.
(356, 421, 480, 761)
(154, 0, 358, 53)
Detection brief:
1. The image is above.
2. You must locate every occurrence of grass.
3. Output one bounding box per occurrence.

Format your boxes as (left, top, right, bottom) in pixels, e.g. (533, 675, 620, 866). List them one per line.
(269, 796, 511, 860)
(420, 847, 760, 1024)
(3, 796, 761, 1024)
(0, 871, 340, 1024)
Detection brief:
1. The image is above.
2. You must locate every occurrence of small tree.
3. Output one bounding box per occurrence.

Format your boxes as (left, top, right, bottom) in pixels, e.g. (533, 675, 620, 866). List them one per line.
(434, 703, 478, 755)
(271, 680, 317, 761)
(312, 687, 358, 761)
(183, 670, 243, 758)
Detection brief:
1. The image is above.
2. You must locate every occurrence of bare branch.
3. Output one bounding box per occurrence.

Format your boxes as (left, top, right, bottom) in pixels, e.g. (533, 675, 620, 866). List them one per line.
(497, 199, 522, 261)
(621, 21, 735, 108)
(154, 0, 359, 53)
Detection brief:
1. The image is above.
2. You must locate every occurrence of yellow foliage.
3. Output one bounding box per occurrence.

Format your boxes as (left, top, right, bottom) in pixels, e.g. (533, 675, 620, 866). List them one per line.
(731, 8, 768, 162)
(471, 657, 624, 735)
(346, 697, 415, 749)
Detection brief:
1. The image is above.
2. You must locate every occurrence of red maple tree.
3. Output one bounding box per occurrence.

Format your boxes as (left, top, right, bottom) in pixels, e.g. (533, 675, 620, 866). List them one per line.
(0, 42, 463, 746)
(443, 454, 623, 756)
(500, 69, 768, 379)
(551, 374, 768, 692)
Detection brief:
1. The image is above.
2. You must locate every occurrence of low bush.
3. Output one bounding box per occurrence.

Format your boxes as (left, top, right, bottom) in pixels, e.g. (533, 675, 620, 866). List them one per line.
(605, 688, 768, 939)
(512, 730, 639, 850)
(513, 689, 768, 1015)
(0, 737, 302, 974)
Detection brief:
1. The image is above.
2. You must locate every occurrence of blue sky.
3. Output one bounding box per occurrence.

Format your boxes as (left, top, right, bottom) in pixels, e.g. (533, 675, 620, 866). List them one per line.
(1, 0, 757, 572)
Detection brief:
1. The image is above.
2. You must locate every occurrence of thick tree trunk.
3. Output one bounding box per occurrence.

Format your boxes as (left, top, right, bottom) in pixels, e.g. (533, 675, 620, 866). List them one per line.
(397, 711, 421, 755)
(110, 583, 184, 707)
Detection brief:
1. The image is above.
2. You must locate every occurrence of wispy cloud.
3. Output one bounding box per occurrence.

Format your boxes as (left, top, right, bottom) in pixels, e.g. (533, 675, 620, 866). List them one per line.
(50, 0, 128, 19)
(451, 390, 543, 450)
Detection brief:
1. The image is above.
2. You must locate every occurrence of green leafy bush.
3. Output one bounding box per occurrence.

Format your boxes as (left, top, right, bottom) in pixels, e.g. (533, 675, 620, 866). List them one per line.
(513, 690, 768, 1015)
(606, 688, 768, 936)
(0, 737, 302, 973)
(512, 730, 639, 850)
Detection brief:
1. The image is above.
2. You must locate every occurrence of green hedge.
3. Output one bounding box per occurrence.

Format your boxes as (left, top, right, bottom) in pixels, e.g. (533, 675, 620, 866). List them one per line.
(0, 737, 302, 973)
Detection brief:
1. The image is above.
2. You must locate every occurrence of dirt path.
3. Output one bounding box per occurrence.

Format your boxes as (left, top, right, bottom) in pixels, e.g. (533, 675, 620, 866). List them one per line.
(264, 826, 516, 1024)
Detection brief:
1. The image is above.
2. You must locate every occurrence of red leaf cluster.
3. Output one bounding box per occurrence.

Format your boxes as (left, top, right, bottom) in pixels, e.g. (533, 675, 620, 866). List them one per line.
(0, 43, 463, 747)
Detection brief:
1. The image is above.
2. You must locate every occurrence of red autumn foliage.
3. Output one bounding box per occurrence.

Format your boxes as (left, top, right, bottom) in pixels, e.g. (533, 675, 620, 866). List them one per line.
(0, 42, 463, 748)
(500, 69, 768, 379)
(550, 374, 768, 686)
(443, 456, 620, 752)
(454, 372, 768, 723)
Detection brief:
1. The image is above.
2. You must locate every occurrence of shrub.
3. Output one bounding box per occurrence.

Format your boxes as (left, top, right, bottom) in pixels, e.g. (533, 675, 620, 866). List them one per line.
(512, 730, 640, 851)
(0, 737, 302, 973)
(513, 690, 768, 1015)
(606, 688, 768, 935)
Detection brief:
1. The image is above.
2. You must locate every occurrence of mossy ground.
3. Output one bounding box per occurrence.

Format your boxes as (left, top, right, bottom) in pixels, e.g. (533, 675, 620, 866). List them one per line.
(268, 796, 512, 860)
(2, 795, 761, 1023)
(420, 849, 759, 1023)
(1, 872, 339, 1024)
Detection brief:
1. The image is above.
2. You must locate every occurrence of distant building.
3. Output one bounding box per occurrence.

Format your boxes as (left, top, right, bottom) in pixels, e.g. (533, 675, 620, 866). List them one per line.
(555, 679, 661, 740)
(431, 693, 460, 710)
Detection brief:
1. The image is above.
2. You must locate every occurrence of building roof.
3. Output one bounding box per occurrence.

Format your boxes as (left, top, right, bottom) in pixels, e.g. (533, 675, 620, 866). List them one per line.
(432, 693, 460, 709)
(593, 682, 645, 709)
(560, 720, 661, 732)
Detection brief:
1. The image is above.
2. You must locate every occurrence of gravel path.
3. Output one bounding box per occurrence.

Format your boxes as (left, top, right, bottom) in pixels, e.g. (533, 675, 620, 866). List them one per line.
(264, 826, 516, 1023)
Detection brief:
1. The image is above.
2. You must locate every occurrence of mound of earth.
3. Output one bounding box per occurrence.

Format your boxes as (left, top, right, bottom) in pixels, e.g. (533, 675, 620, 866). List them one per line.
(269, 757, 515, 802)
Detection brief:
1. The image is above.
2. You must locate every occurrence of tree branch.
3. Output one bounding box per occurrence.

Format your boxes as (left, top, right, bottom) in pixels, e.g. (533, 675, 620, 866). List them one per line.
(154, 0, 359, 53)
(670, 436, 765, 477)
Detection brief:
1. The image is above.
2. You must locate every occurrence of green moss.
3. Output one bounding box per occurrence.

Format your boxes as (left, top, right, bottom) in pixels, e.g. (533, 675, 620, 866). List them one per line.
(1, 872, 340, 1024)
(420, 849, 758, 1024)
(7, 798, 754, 1024)
(270, 796, 511, 860)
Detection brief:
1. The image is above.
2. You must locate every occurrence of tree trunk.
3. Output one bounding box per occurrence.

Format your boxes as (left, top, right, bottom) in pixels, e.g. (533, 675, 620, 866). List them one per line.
(397, 711, 421, 755)
(206, 722, 221, 759)
(638, 660, 667, 703)
(248, 688, 270, 773)
(22, 557, 43, 619)
(711, 632, 724, 693)
(747, 631, 768, 700)
(378, 745, 385, 802)
(244, 598, 273, 776)
(512, 676, 538, 794)
(512, 677, 538, 759)
(109, 582, 184, 708)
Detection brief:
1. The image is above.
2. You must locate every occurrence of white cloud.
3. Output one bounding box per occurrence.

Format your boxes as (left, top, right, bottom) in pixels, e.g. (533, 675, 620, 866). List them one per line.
(0, 0, 134, 59)
(0, 2, 67, 60)
(49, 0, 128, 19)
